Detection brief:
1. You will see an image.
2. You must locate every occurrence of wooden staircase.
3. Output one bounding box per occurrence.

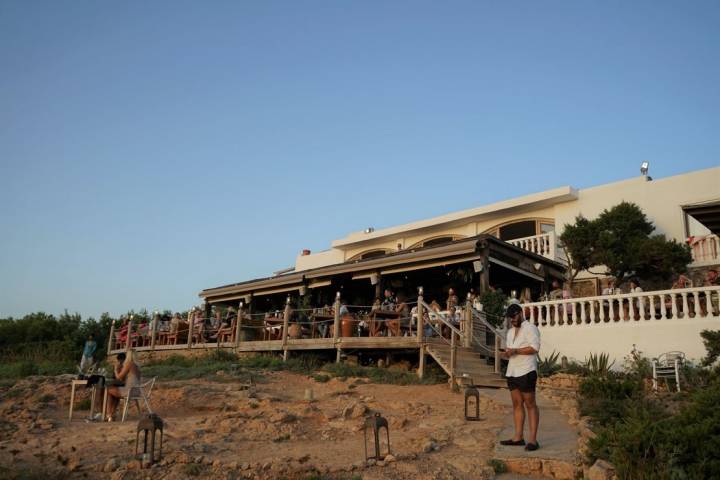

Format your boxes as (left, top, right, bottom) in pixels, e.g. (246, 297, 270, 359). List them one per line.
(426, 340, 506, 389)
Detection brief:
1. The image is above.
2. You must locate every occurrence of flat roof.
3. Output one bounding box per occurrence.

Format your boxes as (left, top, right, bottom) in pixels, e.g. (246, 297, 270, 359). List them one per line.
(331, 186, 578, 249)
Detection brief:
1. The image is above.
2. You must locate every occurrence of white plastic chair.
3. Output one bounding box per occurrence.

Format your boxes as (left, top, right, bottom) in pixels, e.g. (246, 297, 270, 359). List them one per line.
(652, 352, 684, 392)
(120, 377, 156, 422)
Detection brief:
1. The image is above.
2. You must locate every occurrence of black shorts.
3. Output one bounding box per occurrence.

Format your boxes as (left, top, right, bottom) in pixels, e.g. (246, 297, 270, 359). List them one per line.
(506, 370, 537, 393)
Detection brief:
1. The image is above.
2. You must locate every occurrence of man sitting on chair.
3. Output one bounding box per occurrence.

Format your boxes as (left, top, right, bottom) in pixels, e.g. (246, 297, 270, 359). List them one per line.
(106, 350, 141, 422)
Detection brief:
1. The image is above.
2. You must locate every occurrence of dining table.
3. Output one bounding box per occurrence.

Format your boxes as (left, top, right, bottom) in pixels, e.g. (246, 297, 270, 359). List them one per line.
(369, 310, 403, 337)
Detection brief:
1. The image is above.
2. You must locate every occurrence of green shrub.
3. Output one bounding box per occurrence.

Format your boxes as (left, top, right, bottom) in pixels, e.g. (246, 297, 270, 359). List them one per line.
(537, 350, 561, 377)
(700, 329, 720, 367)
(312, 374, 330, 383)
(585, 352, 615, 377)
(579, 375, 643, 427)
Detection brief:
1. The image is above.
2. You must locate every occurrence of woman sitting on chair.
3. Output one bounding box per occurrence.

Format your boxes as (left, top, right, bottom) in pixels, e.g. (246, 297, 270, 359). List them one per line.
(106, 350, 141, 421)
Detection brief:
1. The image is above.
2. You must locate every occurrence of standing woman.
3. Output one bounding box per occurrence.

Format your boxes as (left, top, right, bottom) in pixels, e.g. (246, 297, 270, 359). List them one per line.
(105, 350, 142, 421)
(500, 303, 541, 451)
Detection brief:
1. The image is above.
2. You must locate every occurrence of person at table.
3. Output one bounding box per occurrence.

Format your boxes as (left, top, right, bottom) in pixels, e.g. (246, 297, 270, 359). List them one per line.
(116, 317, 129, 345)
(211, 307, 234, 341)
(703, 269, 719, 315)
(548, 280, 563, 300)
(624, 278, 644, 320)
(381, 289, 397, 311)
(80, 334, 97, 372)
(601, 278, 618, 319)
(105, 350, 141, 422)
(446, 288, 459, 311)
(170, 313, 181, 333)
(371, 298, 382, 312)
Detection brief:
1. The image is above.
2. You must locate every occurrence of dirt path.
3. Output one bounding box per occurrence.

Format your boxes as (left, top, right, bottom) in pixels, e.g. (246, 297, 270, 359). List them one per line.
(0, 371, 578, 479)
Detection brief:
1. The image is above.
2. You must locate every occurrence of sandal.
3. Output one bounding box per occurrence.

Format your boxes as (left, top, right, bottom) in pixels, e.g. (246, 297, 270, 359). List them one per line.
(525, 442, 539, 451)
(499, 438, 525, 446)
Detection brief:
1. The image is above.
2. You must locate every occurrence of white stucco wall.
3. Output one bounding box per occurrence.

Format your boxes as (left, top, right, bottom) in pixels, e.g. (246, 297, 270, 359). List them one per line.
(538, 315, 720, 364)
(553, 168, 720, 241)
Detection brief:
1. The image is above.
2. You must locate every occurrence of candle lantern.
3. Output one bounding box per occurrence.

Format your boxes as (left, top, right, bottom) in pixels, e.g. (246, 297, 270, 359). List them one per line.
(464, 386, 481, 421)
(363, 412, 391, 462)
(135, 413, 164, 466)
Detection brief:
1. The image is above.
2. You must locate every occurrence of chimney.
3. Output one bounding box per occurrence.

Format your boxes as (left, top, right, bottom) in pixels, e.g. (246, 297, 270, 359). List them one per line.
(301, 249, 311, 256)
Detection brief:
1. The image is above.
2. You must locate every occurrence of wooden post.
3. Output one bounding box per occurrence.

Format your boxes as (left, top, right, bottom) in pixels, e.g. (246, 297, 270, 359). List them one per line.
(494, 334, 501, 374)
(125, 315, 134, 351)
(418, 345, 425, 379)
(187, 309, 194, 349)
(416, 287, 424, 344)
(282, 295, 291, 361)
(450, 330, 457, 386)
(107, 320, 116, 353)
(464, 294, 473, 348)
(204, 301, 212, 322)
(235, 302, 244, 348)
(478, 240, 490, 295)
(150, 312, 158, 350)
(333, 292, 341, 362)
(373, 272, 382, 301)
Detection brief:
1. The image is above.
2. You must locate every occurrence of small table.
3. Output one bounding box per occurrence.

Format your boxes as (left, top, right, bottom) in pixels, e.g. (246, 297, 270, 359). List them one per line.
(369, 310, 402, 337)
(68, 378, 107, 420)
(264, 317, 284, 340)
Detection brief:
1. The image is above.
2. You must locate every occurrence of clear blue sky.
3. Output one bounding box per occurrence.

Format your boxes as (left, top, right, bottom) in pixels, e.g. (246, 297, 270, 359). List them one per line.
(1, 1, 719, 319)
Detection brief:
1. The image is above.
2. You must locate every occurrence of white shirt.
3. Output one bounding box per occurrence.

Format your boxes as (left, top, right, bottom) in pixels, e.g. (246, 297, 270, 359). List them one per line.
(505, 320, 541, 378)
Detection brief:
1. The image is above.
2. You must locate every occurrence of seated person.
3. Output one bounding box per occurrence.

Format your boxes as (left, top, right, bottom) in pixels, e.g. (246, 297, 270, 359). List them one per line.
(381, 289, 397, 311)
(116, 318, 129, 345)
(211, 308, 235, 340)
(446, 288, 459, 311)
(371, 298, 382, 312)
(169, 313, 181, 334)
(105, 351, 141, 421)
(548, 280, 564, 300)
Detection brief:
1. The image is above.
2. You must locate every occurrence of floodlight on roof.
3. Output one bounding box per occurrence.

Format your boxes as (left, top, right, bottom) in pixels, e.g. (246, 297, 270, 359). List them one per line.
(364, 227, 375, 234)
(640, 161, 650, 176)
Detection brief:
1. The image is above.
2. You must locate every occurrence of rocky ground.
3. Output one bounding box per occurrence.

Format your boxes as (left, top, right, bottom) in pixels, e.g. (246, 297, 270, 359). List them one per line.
(0, 370, 583, 479)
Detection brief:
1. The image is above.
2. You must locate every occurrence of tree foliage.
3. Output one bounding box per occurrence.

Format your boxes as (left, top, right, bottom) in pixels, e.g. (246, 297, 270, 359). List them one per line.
(559, 202, 692, 286)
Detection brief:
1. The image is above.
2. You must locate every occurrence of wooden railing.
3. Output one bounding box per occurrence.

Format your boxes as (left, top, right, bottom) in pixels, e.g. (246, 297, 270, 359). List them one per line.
(521, 285, 720, 327)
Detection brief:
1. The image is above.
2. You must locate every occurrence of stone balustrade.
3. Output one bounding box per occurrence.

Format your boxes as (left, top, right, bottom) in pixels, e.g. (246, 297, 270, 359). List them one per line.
(690, 234, 719, 266)
(508, 231, 557, 261)
(522, 285, 720, 327)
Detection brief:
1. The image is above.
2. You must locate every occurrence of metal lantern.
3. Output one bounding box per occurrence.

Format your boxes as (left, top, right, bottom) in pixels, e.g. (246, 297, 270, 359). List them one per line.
(363, 412, 391, 462)
(464, 386, 481, 421)
(135, 414, 164, 466)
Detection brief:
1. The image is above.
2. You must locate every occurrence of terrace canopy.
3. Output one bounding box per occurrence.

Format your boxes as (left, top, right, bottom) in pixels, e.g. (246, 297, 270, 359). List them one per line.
(199, 234, 566, 313)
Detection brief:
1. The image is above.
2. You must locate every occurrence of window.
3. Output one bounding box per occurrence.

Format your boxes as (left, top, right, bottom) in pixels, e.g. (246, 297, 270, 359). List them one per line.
(499, 221, 536, 241)
(422, 236, 455, 248)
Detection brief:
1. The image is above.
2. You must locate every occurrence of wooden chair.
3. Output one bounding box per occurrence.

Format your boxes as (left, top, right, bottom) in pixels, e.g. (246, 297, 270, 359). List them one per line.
(218, 318, 236, 343)
(166, 321, 188, 345)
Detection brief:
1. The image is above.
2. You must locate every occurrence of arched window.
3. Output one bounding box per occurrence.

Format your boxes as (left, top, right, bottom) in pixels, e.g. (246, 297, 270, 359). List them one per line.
(421, 236, 455, 248)
(407, 235, 465, 249)
(483, 219, 555, 241)
(347, 249, 391, 262)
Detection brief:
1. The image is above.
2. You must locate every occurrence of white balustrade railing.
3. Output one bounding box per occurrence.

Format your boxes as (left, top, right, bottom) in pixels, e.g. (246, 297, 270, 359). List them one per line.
(521, 285, 720, 327)
(509, 231, 557, 261)
(690, 234, 720, 265)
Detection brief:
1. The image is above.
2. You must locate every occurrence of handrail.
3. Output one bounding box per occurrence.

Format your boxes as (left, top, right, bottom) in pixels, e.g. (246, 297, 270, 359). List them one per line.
(420, 300, 464, 340)
(470, 307, 502, 337)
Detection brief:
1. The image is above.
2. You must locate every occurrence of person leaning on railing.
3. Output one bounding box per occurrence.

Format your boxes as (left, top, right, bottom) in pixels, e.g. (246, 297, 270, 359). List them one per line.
(703, 269, 719, 316)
